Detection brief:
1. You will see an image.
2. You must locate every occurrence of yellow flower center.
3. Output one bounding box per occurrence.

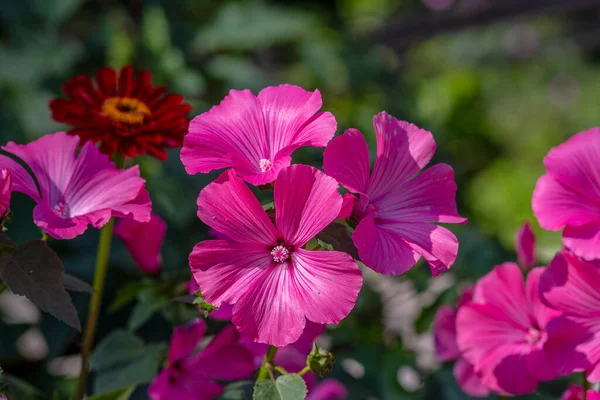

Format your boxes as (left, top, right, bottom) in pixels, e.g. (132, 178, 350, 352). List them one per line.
(101, 97, 151, 124)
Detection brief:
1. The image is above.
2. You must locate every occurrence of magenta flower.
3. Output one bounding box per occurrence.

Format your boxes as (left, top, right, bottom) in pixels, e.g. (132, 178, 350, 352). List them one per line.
(306, 379, 348, 400)
(323, 112, 465, 276)
(0, 169, 11, 219)
(148, 318, 255, 400)
(181, 84, 337, 186)
(0, 132, 151, 239)
(189, 164, 362, 346)
(456, 263, 562, 395)
(433, 289, 490, 397)
(562, 385, 600, 400)
(533, 128, 600, 260)
(515, 222, 536, 270)
(115, 213, 166, 274)
(540, 251, 600, 381)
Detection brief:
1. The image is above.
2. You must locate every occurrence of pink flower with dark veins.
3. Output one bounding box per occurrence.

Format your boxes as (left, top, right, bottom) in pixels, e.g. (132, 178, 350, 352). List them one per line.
(148, 318, 254, 400)
(181, 84, 337, 185)
(189, 164, 362, 346)
(0, 169, 11, 219)
(0, 132, 150, 239)
(323, 112, 466, 276)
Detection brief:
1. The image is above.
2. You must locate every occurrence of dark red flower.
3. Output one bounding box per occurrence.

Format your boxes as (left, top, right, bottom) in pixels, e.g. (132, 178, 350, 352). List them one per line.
(50, 66, 192, 160)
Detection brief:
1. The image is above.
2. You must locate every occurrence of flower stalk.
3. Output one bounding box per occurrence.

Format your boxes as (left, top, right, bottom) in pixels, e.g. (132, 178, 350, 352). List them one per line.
(257, 345, 278, 381)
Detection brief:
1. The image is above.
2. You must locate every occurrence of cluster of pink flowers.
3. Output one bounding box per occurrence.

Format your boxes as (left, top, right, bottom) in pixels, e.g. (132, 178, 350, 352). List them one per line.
(434, 127, 600, 398)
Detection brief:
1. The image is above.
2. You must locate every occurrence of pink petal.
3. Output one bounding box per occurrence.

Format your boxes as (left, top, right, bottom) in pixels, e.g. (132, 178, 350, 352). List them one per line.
(524, 346, 561, 382)
(33, 203, 107, 239)
(109, 186, 152, 222)
(375, 221, 460, 277)
(540, 251, 600, 318)
(374, 163, 466, 224)
(274, 164, 342, 247)
(561, 384, 585, 400)
(563, 221, 600, 261)
(209, 303, 234, 321)
(115, 213, 166, 274)
(515, 222, 536, 270)
(190, 240, 272, 308)
(544, 128, 600, 202)
(0, 169, 12, 218)
(525, 267, 561, 329)
(188, 325, 255, 380)
(306, 379, 348, 400)
(290, 248, 362, 325)
(368, 112, 436, 201)
(532, 174, 600, 231)
(257, 84, 336, 153)
(196, 170, 278, 245)
(0, 156, 39, 202)
(232, 263, 306, 347)
(472, 263, 530, 329)
(352, 213, 420, 276)
(543, 316, 595, 377)
(477, 343, 538, 395)
(433, 305, 459, 361)
(337, 193, 357, 219)
(181, 89, 267, 177)
(291, 320, 326, 355)
(168, 318, 206, 364)
(322, 128, 371, 194)
(453, 358, 490, 398)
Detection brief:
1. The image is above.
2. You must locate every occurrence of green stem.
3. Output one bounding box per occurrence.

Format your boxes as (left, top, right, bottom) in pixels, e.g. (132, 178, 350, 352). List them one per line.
(41, 232, 48, 242)
(0, 281, 7, 296)
(73, 219, 115, 400)
(584, 371, 590, 400)
(257, 345, 278, 381)
(273, 366, 288, 376)
(298, 366, 311, 377)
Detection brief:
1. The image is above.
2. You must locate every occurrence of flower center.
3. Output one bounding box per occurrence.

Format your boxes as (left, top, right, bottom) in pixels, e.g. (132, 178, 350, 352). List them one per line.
(101, 97, 151, 124)
(525, 327, 542, 345)
(259, 158, 273, 173)
(52, 202, 70, 218)
(271, 245, 290, 263)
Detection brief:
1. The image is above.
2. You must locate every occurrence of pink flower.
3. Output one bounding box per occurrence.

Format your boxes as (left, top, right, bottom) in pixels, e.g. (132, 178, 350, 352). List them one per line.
(562, 385, 600, 400)
(515, 222, 536, 270)
(540, 251, 600, 381)
(180, 84, 337, 185)
(189, 164, 363, 346)
(0, 132, 151, 239)
(456, 263, 562, 395)
(115, 213, 166, 274)
(148, 318, 255, 400)
(0, 169, 11, 219)
(533, 128, 600, 260)
(306, 379, 348, 400)
(433, 291, 490, 397)
(323, 112, 465, 276)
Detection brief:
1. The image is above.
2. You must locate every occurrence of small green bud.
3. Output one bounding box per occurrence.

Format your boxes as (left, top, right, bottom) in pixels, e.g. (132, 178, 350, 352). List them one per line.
(193, 290, 218, 318)
(307, 343, 334, 377)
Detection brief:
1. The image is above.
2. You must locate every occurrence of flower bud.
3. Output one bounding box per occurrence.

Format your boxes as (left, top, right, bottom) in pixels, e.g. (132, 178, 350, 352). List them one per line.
(308, 343, 334, 377)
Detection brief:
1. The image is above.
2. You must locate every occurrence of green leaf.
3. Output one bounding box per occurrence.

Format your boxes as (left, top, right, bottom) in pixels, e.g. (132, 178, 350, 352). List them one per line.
(142, 5, 170, 54)
(414, 286, 457, 334)
(0, 233, 15, 259)
(90, 330, 146, 370)
(220, 381, 253, 400)
(253, 374, 307, 400)
(86, 385, 136, 400)
(3, 374, 45, 400)
(193, 290, 218, 318)
(127, 291, 168, 331)
(62, 273, 94, 293)
(109, 281, 148, 314)
(94, 343, 166, 394)
(0, 240, 80, 330)
(316, 223, 359, 259)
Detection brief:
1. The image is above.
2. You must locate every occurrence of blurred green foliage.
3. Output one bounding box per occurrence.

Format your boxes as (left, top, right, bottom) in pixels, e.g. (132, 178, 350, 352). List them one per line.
(0, 0, 598, 399)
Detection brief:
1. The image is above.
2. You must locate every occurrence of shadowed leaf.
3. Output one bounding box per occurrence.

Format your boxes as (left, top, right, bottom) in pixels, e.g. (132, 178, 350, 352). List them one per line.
(63, 273, 94, 293)
(316, 223, 359, 259)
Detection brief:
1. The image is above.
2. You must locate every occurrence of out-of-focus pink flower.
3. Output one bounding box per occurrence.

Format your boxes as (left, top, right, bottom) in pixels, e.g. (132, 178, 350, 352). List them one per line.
(181, 85, 337, 186)
(148, 318, 254, 400)
(189, 165, 362, 346)
(337, 193, 357, 219)
(323, 112, 466, 276)
(561, 384, 600, 400)
(456, 263, 562, 395)
(0, 169, 11, 219)
(515, 222, 536, 270)
(306, 379, 348, 400)
(533, 128, 600, 260)
(433, 291, 490, 397)
(540, 251, 600, 381)
(115, 213, 166, 274)
(0, 132, 151, 239)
